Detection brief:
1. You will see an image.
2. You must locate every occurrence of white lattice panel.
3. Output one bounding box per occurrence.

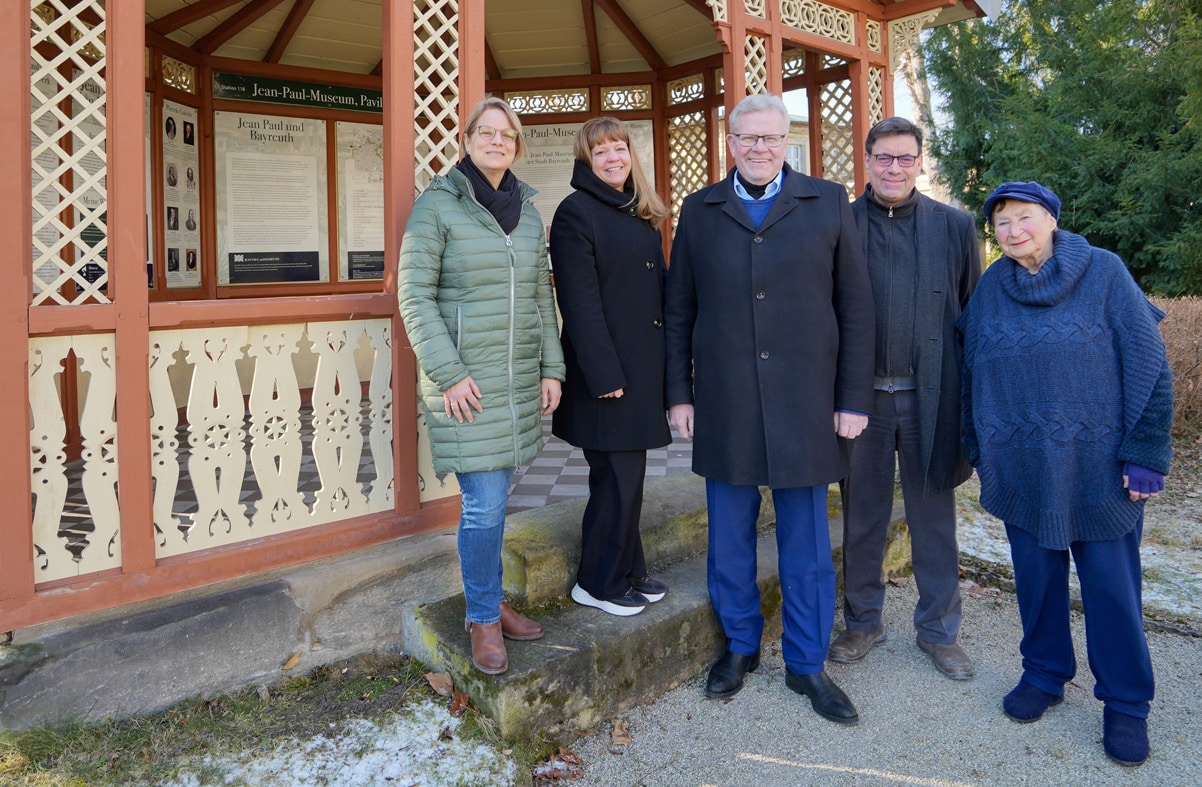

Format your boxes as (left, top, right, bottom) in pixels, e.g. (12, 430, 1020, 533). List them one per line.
(707, 0, 728, 23)
(781, 0, 855, 45)
(30, 334, 121, 583)
(153, 320, 394, 558)
(868, 67, 885, 128)
(668, 74, 704, 106)
(30, 0, 110, 305)
(820, 80, 856, 195)
(867, 20, 882, 53)
(414, 0, 459, 193)
(744, 35, 768, 96)
(783, 48, 806, 79)
(744, 0, 766, 17)
(602, 85, 653, 112)
(506, 89, 589, 114)
(668, 112, 709, 233)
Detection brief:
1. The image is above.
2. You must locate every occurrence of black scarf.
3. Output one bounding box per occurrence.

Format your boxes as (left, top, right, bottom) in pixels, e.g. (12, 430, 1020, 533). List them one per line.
(457, 157, 522, 234)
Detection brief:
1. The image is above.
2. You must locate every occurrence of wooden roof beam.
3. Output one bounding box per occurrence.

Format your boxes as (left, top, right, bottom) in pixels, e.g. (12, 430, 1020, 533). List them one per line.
(195, 0, 289, 55)
(148, 0, 248, 36)
(265, 0, 316, 63)
(485, 40, 502, 81)
(582, 0, 602, 74)
(594, 0, 667, 71)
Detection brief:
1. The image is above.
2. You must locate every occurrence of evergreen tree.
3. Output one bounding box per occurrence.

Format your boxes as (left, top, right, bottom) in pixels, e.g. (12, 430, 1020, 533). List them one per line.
(924, 0, 1202, 294)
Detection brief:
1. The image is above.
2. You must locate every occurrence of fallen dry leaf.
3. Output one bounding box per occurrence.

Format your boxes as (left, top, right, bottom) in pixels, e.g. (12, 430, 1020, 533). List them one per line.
(532, 747, 584, 780)
(610, 719, 631, 747)
(450, 689, 476, 718)
(887, 576, 911, 587)
(425, 671, 454, 697)
(281, 652, 300, 670)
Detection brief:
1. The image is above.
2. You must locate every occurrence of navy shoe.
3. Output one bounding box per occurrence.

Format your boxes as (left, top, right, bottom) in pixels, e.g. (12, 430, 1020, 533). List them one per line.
(1103, 707, 1149, 766)
(629, 575, 668, 602)
(705, 649, 760, 698)
(1003, 680, 1063, 723)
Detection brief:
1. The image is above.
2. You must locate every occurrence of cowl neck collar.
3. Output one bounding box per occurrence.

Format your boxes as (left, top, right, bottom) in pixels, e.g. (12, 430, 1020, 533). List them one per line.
(999, 230, 1090, 307)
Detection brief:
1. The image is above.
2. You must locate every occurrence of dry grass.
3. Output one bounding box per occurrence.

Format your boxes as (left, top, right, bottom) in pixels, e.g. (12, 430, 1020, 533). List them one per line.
(1154, 296, 1202, 440)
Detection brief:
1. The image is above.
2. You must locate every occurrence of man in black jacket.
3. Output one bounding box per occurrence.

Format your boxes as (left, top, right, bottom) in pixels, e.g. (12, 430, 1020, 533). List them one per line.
(831, 117, 982, 680)
(665, 93, 874, 724)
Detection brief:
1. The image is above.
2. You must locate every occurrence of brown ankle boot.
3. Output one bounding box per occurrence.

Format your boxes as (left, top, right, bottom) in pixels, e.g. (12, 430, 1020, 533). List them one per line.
(499, 601, 545, 641)
(465, 620, 507, 675)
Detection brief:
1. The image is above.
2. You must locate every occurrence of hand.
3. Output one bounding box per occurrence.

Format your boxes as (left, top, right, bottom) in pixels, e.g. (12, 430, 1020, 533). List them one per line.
(669, 404, 694, 441)
(834, 411, 868, 439)
(599, 388, 624, 399)
(541, 378, 562, 415)
(443, 376, 483, 423)
(1123, 462, 1165, 502)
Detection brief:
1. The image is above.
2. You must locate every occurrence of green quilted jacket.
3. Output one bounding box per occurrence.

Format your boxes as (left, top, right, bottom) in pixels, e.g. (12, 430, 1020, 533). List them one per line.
(398, 167, 565, 474)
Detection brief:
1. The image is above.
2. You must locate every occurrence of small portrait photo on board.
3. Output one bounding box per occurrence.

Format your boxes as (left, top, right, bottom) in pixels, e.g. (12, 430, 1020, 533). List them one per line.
(186, 248, 197, 271)
(165, 115, 176, 141)
(183, 121, 195, 146)
(166, 205, 178, 231)
(166, 163, 178, 188)
(167, 247, 179, 272)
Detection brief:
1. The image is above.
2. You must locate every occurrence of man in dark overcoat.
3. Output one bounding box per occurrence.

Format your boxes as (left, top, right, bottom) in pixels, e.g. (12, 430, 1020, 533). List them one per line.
(830, 117, 982, 681)
(664, 93, 875, 725)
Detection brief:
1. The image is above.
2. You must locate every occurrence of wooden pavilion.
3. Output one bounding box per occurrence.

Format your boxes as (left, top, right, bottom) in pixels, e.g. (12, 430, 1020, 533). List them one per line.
(1, 0, 994, 633)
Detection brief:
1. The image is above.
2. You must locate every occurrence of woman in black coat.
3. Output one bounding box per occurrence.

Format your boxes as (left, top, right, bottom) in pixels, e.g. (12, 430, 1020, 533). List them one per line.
(550, 117, 672, 617)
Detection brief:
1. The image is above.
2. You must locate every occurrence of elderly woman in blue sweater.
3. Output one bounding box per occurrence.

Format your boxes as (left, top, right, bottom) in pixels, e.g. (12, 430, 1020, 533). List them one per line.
(959, 182, 1173, 768)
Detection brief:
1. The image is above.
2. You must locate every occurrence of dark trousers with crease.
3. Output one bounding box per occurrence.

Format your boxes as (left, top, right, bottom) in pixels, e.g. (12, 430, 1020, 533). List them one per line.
(576, 448, 649, 599)
(841, 389, 963, 643)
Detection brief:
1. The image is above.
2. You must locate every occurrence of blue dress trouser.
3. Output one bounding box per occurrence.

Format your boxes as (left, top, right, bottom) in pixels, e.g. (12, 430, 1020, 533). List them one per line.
(706, 479, 834, 675)
(1005, 518, 1154, 718)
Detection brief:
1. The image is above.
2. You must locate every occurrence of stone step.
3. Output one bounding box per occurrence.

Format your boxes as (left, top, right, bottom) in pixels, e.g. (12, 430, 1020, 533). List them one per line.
(403, 478, 906, 744)
(406, 530, 786, 743)
(499, 474, 775, 607)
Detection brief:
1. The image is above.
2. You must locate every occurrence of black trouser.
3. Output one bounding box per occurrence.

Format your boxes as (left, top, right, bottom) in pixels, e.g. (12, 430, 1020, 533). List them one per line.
(577, 448, 649, 599)
(840, 389, 963, 643)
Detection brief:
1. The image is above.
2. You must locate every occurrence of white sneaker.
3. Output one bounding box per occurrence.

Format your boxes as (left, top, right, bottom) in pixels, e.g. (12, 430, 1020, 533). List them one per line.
(570, 583, 647, 616)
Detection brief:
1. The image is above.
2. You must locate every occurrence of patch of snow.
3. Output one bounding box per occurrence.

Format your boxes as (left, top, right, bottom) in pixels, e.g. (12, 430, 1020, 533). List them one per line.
(158, 700, 516, 787)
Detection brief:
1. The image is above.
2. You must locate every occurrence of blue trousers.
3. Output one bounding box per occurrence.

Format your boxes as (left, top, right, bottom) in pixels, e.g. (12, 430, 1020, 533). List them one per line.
(455, 467, 515, 625)
(706, 479, 834, 675)
(1006, 518, 1154, 718)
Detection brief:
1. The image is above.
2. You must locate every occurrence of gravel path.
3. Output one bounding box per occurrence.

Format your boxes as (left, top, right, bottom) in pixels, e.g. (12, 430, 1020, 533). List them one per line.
(568, 579, 1202, 786)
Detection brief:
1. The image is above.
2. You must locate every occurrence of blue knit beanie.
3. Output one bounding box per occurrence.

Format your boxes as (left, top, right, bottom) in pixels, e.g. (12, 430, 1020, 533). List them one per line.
(982, 181, 1061, 225)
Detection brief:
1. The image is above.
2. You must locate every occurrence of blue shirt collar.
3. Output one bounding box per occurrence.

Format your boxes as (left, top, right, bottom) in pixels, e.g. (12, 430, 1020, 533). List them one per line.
(732, 170, 784, 201)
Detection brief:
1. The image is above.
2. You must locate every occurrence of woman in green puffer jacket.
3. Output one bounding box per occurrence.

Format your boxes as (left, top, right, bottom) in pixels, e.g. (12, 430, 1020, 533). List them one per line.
(398, 97, 565, 677)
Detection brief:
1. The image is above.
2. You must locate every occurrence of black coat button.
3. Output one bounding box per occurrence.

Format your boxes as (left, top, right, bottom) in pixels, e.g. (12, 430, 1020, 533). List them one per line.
(756, 291, 766, 300)
(645, 261, 654, 269)
(760, 351, 770, 360)
(652, 319, 663, 328)
(754, 236, 764, 243)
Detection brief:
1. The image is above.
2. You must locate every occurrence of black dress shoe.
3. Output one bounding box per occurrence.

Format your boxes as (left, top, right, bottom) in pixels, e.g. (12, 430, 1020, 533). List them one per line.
(705, 649, 761, 698)
(785, 669, 859, 724)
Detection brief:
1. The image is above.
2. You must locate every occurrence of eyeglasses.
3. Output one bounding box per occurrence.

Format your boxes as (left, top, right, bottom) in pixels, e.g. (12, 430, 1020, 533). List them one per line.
(870, 153, 919, 167)
(732, 133, 786, 148)
(475, 125, 520, 144)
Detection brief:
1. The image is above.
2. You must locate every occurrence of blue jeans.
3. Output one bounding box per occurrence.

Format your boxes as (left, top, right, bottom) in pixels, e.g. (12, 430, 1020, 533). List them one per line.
(455, 468, 514, 625)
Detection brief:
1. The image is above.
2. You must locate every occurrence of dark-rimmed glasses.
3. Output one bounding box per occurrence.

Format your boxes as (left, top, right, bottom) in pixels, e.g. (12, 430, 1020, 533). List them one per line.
(731, 133, 786, 148)
(870, 153, 919, 167)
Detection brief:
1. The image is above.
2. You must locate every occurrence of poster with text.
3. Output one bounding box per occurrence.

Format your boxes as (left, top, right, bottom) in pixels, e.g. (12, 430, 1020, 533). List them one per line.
(214, 110, 329, 284)
(511, 120, 655, 238)
(163, 99, 201, 287)
(336, 122, 384, 280)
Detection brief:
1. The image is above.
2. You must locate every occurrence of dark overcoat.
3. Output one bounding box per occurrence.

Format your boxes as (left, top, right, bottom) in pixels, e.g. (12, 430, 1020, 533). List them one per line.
(665, 166, 875, 488)
(550, 159, 673, 451)
(851, 191, 981, 495)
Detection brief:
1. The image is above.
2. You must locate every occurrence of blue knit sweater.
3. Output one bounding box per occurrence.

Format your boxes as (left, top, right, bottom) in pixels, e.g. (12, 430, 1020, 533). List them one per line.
(958, 230, 1173, 549)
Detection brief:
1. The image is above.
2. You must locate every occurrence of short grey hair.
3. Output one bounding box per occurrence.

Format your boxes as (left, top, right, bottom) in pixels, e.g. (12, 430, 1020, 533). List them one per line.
(728, 93, 789, 135)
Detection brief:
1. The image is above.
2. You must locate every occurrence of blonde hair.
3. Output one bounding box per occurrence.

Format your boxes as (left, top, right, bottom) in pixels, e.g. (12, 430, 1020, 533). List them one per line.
(463, 96, 527, 162)
(573, 117, 669, 226)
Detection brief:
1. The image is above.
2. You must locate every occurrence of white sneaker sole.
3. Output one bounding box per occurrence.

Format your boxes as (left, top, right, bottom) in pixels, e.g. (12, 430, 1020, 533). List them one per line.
(570, 584, 645, 616)
(639, 591, 665, 603)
